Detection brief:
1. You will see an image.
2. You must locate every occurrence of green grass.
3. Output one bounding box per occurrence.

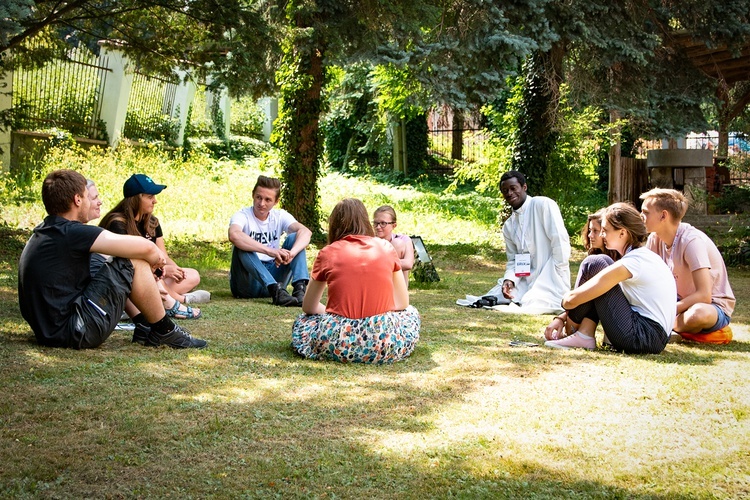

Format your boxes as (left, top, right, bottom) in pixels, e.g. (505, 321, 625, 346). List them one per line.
(1, 148, 750, 498)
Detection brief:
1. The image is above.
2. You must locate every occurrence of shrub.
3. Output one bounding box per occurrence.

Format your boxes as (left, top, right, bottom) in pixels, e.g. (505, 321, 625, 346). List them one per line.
(123, 107, 180, 146)
(711, 184, 750, 214)
(230, 97, 265, 139)
(189, 136, 270, 161)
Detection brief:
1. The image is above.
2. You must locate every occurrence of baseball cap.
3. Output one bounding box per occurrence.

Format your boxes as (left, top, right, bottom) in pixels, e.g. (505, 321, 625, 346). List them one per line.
(123, 174, 167, 198)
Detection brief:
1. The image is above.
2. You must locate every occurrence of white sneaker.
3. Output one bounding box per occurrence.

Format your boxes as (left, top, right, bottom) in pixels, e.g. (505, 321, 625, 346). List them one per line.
(184, 290, 211, 304)
(544, 332, 596, 350)
(668, 332, 684, 344)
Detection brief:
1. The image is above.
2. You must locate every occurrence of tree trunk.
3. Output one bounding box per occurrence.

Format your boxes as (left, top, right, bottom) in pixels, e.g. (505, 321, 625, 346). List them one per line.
(717, 85, 730, 157)
(511, 46, 563, 196)
(274, 26, 325, 237)
(451, 109, 463, 161)
(608, 109, 622, 204)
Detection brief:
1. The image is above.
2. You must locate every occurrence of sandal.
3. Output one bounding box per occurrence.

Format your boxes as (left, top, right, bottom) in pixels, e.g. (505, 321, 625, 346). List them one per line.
(165, 300, 202, 320)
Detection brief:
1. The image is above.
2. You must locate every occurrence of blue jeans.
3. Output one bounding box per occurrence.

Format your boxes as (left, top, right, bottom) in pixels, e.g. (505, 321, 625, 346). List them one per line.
(229, 232, 309, 298)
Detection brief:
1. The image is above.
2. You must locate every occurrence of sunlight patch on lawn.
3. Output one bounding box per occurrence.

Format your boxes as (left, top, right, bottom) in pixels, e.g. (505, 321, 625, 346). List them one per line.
(357, 358, 750, 493)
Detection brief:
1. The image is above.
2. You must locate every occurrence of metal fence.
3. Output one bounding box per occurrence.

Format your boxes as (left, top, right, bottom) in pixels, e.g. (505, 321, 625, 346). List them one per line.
(11, 42, 110, 140)
(639, 133, 750, 185)
(685, 132, 750, 185)
(123, 72, 180, 144)
(427, 127, 487, 166)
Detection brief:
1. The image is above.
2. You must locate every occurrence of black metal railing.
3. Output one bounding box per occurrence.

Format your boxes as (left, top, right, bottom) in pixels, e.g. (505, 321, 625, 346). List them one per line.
(11, 41, 110, 140)
(427, 127, 487, 169)
(123, 72, 180, 145)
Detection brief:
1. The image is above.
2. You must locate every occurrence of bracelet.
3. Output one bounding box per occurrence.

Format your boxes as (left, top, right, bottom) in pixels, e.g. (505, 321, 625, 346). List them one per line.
(554, 316, 566, 322)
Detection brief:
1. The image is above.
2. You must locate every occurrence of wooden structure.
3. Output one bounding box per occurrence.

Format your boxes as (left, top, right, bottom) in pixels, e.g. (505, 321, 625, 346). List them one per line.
(669, 32, 750, 157)
(610, 32, 750, 203)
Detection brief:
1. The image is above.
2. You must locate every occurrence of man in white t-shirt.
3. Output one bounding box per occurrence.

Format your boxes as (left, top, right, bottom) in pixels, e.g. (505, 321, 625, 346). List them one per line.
(228, 175, 312, 306)
(640, 188, 735, 344)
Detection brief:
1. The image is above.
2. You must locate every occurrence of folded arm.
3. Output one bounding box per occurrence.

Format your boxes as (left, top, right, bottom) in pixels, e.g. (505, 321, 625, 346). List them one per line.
(229, 224, 280, 260)
(676, 267, 713, 315)
(562, 262, 631, 310)
(90, 231, 165, 270)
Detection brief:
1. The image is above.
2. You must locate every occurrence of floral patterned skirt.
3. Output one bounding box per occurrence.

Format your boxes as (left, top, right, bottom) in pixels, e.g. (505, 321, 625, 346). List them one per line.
(291, 306, 420, 363)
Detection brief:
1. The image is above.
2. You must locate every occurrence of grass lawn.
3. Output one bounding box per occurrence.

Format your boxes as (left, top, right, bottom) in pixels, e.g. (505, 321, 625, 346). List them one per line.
(1, 152, 749, 498)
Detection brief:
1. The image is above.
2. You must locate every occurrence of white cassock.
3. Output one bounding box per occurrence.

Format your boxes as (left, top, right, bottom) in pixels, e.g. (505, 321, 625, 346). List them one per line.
(488, 195, 571, 314)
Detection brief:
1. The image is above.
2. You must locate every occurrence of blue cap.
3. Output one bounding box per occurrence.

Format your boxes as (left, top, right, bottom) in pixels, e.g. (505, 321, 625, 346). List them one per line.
(123, 174, 166, 198)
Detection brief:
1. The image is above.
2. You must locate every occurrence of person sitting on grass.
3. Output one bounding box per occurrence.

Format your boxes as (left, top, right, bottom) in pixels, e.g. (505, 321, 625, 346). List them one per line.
(86, 179, 103, 222)
(544, 209, 620, 341)
(228, 175, 311, 307)
(291, 198, 420, 363)
(18, 169, 206, 349)
(544, 203, 676, 354)
(640, 188, 735, 344)
(373, 205, 415, 288)
(88, 178, 200, 342)
(492, 171, 571, 313)
(99, 174, 209, 320)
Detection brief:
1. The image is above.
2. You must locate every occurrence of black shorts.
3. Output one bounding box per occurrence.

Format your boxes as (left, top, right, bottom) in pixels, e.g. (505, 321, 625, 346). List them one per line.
(69, 257, 134, 349)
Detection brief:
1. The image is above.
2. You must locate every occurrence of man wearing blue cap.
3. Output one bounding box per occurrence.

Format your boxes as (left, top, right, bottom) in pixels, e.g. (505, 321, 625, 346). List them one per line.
(18, 169, 207, 349)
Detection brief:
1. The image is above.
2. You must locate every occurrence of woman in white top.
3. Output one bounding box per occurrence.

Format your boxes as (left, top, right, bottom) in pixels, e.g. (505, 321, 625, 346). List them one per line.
(373, 205, 414, 288)
(544, 209, 622, 340)
(544, 203, 676, 354)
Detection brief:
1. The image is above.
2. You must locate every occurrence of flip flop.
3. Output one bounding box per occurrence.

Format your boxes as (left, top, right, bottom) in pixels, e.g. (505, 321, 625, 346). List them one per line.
(165, 300, 202, 320)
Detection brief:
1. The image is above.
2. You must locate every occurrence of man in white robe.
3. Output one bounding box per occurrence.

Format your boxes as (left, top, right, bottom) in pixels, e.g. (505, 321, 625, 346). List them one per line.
(458, 171, 570, 314)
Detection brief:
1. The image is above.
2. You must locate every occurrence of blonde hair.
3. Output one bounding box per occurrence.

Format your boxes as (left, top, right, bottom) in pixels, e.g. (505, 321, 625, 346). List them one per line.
(328, 198, 375, 244)
(373, 205, 397, 223)
(639, 188, 688, 220)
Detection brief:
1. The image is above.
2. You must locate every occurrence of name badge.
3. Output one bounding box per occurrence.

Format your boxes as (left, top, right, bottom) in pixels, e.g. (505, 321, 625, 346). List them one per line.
(515, 253, 531, 277)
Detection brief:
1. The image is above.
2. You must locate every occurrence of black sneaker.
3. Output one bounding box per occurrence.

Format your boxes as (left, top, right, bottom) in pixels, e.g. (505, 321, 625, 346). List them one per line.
(132, 323, 150, 345)
(273, 287, 299, 307)
(146, 323, 207, 349)
(292, 281, 307, 304)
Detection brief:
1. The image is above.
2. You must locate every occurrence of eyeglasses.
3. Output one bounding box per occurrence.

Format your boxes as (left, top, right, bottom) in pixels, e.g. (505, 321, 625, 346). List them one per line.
(372, 221, 394, 227)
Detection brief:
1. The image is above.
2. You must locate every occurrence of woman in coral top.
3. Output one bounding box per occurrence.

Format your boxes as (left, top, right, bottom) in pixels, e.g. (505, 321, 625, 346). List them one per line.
(291, 198, 420, 363)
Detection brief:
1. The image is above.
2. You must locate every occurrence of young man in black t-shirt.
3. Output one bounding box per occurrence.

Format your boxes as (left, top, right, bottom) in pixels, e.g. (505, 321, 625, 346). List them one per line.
(18, 169, 207, 349)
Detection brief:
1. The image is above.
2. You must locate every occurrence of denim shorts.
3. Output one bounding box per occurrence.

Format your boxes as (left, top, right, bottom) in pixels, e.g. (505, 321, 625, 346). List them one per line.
(701, 304, 731, 333)
(69, 257, 134, 349)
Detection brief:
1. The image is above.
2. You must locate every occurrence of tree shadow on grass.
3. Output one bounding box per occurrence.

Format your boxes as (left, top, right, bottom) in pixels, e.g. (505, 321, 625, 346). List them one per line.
(1, 296, 745, 497)
(2, 338, 713, 497)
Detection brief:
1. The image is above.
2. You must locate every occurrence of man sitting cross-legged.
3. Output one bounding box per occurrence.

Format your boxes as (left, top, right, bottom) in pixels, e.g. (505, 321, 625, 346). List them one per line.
(640, 188, 735, 344)
(18, 169, 206, 349)
(228, 175, 312, 306)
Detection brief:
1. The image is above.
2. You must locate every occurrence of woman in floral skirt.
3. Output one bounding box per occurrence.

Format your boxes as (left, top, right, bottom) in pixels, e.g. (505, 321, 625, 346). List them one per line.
(291, 198, 420, 363)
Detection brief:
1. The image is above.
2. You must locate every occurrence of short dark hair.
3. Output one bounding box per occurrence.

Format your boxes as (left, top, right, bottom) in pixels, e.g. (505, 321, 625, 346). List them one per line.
(42, 169, 87, 216)
(252, 175, 281, 200)
(328, 198, 374, 244)
(500, 170, 527, 186)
